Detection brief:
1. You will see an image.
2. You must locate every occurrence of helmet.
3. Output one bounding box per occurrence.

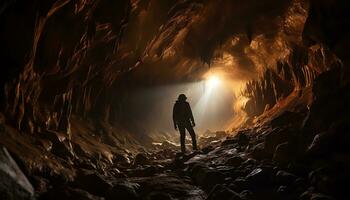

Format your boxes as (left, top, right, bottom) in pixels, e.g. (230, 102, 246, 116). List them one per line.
(178, 94, 187, 101)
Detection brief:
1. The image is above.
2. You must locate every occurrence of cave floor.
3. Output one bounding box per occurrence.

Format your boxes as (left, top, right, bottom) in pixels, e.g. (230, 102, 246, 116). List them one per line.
(53, 125, 301, 200)
(1, 110, 348, 200)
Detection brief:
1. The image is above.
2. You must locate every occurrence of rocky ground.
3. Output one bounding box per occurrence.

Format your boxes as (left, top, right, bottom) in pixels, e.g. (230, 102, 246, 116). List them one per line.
(1, 106, 349, 200)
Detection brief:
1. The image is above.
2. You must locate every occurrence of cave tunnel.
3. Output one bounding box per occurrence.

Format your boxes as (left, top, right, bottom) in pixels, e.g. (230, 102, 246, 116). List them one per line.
(1, 0, 350, 199)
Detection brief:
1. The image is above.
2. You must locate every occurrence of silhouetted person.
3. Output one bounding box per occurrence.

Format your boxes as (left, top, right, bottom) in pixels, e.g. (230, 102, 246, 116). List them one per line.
(173, 94, 197, 153)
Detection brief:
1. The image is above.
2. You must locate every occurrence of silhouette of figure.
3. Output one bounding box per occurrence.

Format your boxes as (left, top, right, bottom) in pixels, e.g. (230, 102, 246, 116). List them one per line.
(173, 94, 197, 153)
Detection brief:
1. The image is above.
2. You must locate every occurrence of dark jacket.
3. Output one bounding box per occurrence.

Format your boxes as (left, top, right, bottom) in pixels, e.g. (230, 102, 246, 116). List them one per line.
(173, 100, 195, 125)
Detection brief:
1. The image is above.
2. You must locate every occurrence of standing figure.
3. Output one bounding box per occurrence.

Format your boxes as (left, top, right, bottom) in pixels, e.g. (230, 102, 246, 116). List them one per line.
(173, 94, 197, 153)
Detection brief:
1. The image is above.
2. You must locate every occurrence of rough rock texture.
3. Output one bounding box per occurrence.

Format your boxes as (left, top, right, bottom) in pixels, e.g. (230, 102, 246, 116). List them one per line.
(0, 146, 34, 200)
(0, 0, 350, 199)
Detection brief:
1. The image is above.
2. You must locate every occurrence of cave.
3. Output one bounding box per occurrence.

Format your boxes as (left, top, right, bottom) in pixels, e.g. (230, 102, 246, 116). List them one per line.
(0, 0, 350, 199)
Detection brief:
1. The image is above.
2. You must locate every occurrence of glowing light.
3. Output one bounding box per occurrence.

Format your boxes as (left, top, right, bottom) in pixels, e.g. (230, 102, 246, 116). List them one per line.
(206, 75, 221, 89)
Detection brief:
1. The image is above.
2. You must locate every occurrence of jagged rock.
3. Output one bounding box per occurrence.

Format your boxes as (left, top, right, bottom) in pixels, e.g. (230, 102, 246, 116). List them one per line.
(311, 193, 335, 200)
(106, 181, 139, 200)
(133, 153, 150, 166)
(131, 174, 206, 199)
(275, 170, 298, 186)
(159, 140, 178, 150)
(251, 142, 267, 160)
(42, 131, 74, 159)
(190, 164, 224, 191)
(113, 153, 130, 166)
(239, 190, 254, 200)
(242, 158, 257, 166)
(225, 156, 244, 166)
(307, 132, 332, 156)
(221, 138, 238, 146)
(0, 146, 34, 200)
(273, 142, 292, 165)
(245, 167, 274, 187)
(73, 169, 112, 196)
(35, 139, 53, 151)
(236, 132, 250, 146)
(207, 184, 242, 200)
(109, 168, 127, 178)
(277, 185, 289, 194)
(201, 145, 215, 154)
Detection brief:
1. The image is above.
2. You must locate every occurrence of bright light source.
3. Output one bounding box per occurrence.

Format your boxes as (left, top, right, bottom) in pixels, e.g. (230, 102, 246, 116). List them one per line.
(207, 75, 221, 88)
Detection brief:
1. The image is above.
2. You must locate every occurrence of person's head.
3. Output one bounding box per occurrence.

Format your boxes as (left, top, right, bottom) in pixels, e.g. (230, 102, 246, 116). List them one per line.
(178, 94, 187, 102)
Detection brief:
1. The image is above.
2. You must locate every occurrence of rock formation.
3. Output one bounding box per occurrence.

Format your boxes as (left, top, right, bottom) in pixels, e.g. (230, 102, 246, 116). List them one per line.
(0, 0, 350, 199)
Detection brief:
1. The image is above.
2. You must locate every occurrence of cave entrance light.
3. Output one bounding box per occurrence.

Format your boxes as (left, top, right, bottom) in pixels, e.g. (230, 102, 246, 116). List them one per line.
(206, 74, 221, 91)
(191, 70, 234, 133)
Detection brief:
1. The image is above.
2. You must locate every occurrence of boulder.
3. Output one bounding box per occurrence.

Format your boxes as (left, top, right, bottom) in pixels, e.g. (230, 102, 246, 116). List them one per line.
(273, 142, 292, 166)
(113, 153, 130, 166)
(221, 138, 238, 146)
(73, 169, 112, 196)
(201, 145, 215, 154)
(106, 181, 139, 200)
(190, 164, 224, 191)
(225, 156, 244, 167)
(275, 170, 298, 186)
(236, 133, 250, 146)
(245, 167, 274, 187)
(251, 142, 268, 160)
(0, 146, 34, 200)
(133, 153, 150, 166)
(307, 132, 332, 156)
(42, 130, 74, 159)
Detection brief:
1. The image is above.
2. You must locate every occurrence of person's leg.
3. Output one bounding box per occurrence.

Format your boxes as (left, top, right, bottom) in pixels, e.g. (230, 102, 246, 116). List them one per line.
(186, 125, 197, 151)
(178, 126, 186, 153)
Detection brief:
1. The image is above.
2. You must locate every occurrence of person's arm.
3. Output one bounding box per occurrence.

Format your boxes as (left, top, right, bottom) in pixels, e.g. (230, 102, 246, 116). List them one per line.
(173, 104, 178, 130)
(187, 103, 195, 127)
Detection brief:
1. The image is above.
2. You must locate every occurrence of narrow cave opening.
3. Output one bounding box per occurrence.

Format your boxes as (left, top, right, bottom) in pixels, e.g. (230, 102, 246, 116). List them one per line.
(1, 0, 350, 200)
(117, 67, 238, 144)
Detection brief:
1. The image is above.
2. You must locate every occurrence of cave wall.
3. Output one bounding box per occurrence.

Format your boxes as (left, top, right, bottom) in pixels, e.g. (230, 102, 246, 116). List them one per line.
(1, 0, 132, 136)
(0, 0, 349, 141)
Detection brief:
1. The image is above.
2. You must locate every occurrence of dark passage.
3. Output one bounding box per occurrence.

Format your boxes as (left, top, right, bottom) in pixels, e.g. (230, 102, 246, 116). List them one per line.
(0, 0, 350, 200)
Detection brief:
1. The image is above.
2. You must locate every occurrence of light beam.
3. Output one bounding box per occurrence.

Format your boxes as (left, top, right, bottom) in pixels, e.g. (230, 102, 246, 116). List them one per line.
(206, 74, 221, 91)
